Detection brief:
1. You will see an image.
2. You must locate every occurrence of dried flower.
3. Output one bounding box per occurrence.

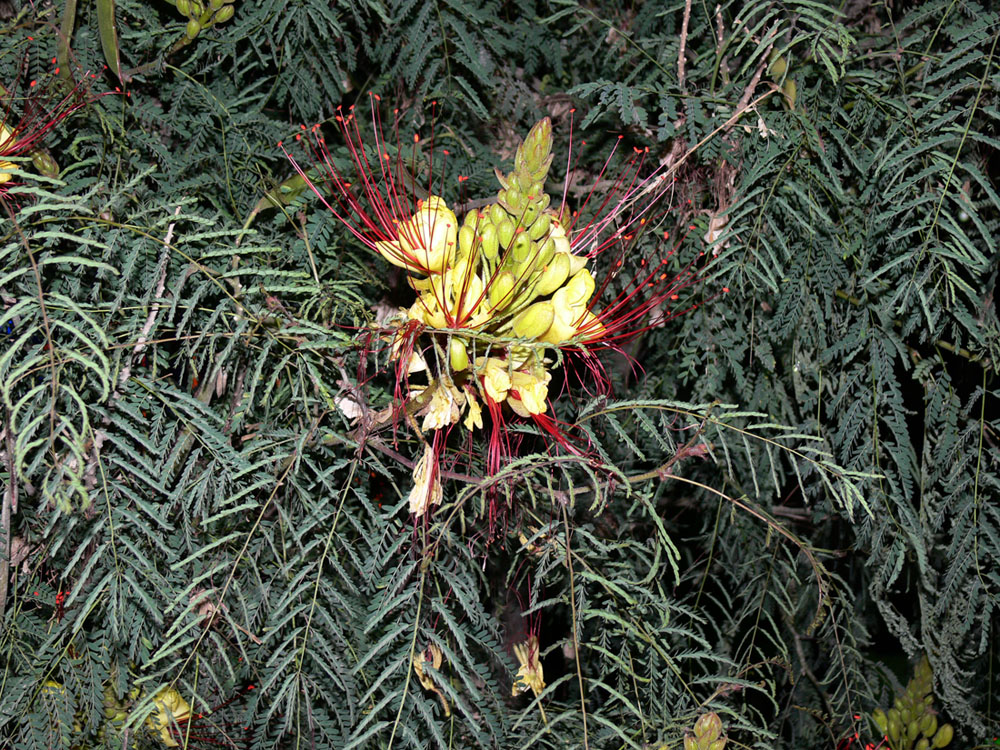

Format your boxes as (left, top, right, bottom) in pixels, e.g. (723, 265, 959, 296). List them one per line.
(413, 643, 451, 715)
(512, 635, 545, 697)
(407, 442, 442, 517)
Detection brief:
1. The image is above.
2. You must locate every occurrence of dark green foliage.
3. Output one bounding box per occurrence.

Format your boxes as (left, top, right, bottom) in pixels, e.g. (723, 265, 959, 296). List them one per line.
(1, 0, 998, 748)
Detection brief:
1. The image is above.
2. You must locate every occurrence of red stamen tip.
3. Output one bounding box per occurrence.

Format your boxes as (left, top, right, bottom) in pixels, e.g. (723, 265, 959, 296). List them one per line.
(722, 287, 730, 293)
(413, 133, 420, 143)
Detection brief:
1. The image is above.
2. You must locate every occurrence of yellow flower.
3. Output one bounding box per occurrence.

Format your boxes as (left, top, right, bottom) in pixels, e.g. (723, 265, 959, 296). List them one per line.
(478, 357, 511, 403)
(374, 196, 457, 273)
(512, 635, 545, 697)
(408, 443, 442, 517)
(146, 687, 191, 748)
(463, 390, 483, 430)
(0, 124, 15, 184)
(509, 368, 551, 417)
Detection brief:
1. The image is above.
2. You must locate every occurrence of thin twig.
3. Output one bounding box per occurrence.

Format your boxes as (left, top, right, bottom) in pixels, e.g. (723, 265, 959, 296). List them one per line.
(678, 0, 692, 92)
(118, 206, 181, 388)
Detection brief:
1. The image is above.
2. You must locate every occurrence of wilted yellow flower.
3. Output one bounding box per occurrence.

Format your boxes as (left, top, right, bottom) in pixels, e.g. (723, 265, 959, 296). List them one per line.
(463, 390, 483, 430)
(408, 442, 442, 517)
(413, 643, 451, 716)
(146, 687, 191, 748)
(512, 635, 545, 697)
(420, 378, 463, 432)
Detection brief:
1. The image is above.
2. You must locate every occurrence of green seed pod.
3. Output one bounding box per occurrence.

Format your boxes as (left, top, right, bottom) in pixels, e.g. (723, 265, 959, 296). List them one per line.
(450, 338, 469, 372)
(931, 724, 952, 748)
(528, 212, 551, 241)
(489, 203, 507, 227)
(459, 225, 476, 256)
(177, 0, 190, 15)
(488, 271, 515, 311)
(511, 302, 555, 340)
(497, 218, 515, 250)
(480, 223, 499, 261)
(214, 4, 234, 22)
(185, 17, 201, 37)
(872, 709, 888, 735)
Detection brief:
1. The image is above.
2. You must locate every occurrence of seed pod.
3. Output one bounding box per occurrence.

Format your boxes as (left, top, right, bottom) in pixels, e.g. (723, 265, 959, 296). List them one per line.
(480, 223, 499, 260)
(931, 724, 952, 748)
(534, 252, 571, 297)
(185, 18, 201, 37)
(497, 218, 515, 250)
(450, 338, 469, 372)
(511, 302, 555, 340)
(214, 5, 234, 22)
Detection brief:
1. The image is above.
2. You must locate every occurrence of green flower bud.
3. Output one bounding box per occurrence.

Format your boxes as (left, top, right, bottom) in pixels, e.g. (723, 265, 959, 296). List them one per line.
(520, 201, 539, 228)
(907, 719, 920, 740)
(463, 209, 480, 228)
(177, 0, 190, 15)
(506, 187, 521, 210)
(214, 4, 234, 22)
(916, 739, 930, 750)
(565, 268, 596, 307)
(888, 716, 901, 744)
(694, 713, 723, 741)
(450, 338, 469, 372)
(488, 271, 515, 311)
(534, 252, 571, 296)
(707, 740, 727, 750)
(480, 223, 499, 261)
(931, 725, 952, 748)
(210, 0, 224, 9)
(535, 234, 556, 267)
(31, 150, 59, 178)
(497, 218, 515, 250)
(459, 225, 476, 256)
(186, 17, 201, 37)
(191, 0, 204, 16)
(489, 203, 507, 227)
(872, 709, 888, 735)
(920, 714, 937, 738)
(510, 233, 532, 264)
(511, 301, 554, 340)
(684, 737, 698, 750)
(528, 212, 551, 241)
(519, 118, 553, 179)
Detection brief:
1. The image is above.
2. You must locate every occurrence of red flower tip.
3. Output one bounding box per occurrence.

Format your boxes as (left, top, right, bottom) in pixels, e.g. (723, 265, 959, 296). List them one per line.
(722, 287, 730, 293)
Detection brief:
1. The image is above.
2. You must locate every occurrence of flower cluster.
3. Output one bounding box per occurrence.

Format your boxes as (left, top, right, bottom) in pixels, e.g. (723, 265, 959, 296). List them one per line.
(287, 100, 709, 515)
